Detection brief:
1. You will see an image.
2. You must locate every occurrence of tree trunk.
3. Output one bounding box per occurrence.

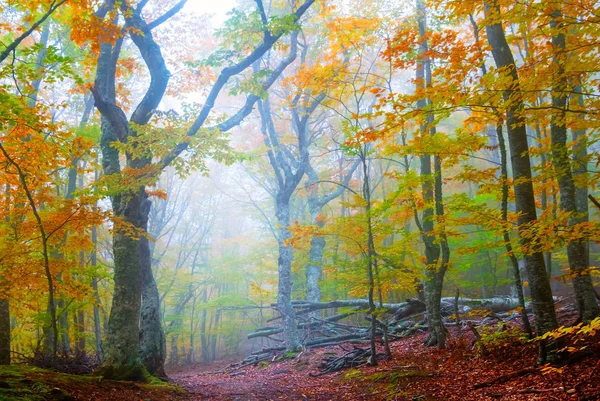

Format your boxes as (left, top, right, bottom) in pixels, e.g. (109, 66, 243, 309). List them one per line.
(0, 299, 9, 364)
(549, 9, 599, 323)
(496, 121, 533, 337)
(484, 0, 560, 362)
(140, 235, 167, 378)
(99, 189, 149, 380)
(275, 199, 301, 351)
(416, 0, 447, 349)
(572, 83, 589, 296)
(306, 231, 325, 305)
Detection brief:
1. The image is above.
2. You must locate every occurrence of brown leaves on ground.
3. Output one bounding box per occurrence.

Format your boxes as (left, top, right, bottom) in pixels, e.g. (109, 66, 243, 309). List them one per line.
(3, 311, 598, 401)
(170, 311, 599, 401)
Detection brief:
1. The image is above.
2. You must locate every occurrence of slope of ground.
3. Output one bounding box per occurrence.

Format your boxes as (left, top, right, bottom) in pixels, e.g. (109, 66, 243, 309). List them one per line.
(1, 309, 598, 400)
(0, 365, 186, 401)
(170, 309, 600, 401)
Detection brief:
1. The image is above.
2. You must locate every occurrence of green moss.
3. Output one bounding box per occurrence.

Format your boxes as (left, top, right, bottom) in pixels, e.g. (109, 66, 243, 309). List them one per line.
(0, 365, 182, 401)
(343, 369, 363, 381)
(95, 363, 151, 382)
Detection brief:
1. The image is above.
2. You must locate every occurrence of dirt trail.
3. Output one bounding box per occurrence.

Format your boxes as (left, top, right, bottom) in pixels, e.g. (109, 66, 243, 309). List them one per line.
(169, 355, 364, 401)
(168, 314, 600, 401)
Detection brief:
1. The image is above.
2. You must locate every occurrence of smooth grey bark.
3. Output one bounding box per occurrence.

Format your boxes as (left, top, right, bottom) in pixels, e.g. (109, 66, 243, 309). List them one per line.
(496, 121, 533, 337)
(483, 0, 560, 362)
(468, 13, 532, 336)
(415, 0, 448, 349)
(93, 2, 166, 378)
(572, 83, 589, 288)
(255, 33, 322, 351)
(549, 10, 599, 323)
(257, 85, 306, 351)
(92, 0, 315, 379)
(275, 200, 302, 351)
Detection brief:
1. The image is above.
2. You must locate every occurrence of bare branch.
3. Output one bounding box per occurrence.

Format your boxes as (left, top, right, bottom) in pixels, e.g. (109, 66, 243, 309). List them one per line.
(159, 0, 316, 169)
(148, 0, 188, 31)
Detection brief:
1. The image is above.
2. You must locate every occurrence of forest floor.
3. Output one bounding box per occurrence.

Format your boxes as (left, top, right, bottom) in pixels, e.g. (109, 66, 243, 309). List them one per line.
(170, 323, 600, 401)
(1, 309, 598, 401)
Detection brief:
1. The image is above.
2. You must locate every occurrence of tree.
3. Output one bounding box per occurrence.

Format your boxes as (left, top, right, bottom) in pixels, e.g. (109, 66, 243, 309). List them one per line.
(483, 0, 560, 362)
(90, 0, 316, 379)
(547, 6, 599, 323)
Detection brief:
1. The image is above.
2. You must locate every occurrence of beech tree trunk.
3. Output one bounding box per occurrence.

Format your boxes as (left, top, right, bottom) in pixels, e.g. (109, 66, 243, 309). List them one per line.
(275, 199, 302, 351)
(549, 9, 599, 323)
(140, 235, 167, 378)
(496, 121, 533, 337)
(416, 0, 448, 349)
(484, 0, 560, 362)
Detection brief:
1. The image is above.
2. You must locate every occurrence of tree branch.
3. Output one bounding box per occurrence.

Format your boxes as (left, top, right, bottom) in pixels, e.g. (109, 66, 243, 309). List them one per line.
(0, 0, 67, 64)
(159, 0, 316, 169)
(148, 0, 188, 31)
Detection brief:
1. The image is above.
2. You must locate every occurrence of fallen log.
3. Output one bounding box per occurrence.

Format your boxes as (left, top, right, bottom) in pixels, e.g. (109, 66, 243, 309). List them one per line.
(248, 313, 359, 339)
(279, 297, 523, 317)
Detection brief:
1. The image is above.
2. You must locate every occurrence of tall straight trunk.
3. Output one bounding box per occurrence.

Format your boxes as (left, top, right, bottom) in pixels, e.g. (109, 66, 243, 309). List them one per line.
(198, 287, 208, 362)
(275, 199, 301, 351)
(469, 12, 531, 335)
(0, 184, 10, 364)
(532, 123, 554, 282)
(210, 309, 221, 361)
(306, 180, 325, 305)
(549, 10, 599, 322)
(361, 153, 378, 365)
(74, 250, 86, 355)
(0, 299, 9, 364)
(416, 0, 447, 349)
(497, 121, 533, 336)
(140, 235, 167, 378)
(306, 235, 325, 304)
(57, 297, 71, 355)
(187, 295, 196, 364)
(91, 225, 103, 360)
(484, 0, 560, 362)
(100, 187, 150, 379)
(169, 333, 179, 367)
(572, 84, 589, 282)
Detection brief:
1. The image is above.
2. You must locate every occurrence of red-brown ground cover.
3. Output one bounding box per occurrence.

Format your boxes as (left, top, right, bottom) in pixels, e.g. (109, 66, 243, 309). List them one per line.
(169, 309, 599, 401)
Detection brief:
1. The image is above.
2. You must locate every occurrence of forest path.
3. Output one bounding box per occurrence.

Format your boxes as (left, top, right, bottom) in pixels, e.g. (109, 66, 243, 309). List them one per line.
(168, 354, 367, 401)
(167, 313, 600, 401)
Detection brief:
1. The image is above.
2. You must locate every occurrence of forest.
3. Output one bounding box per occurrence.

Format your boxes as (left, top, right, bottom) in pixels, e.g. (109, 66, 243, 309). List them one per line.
(0, 0, 599, 400)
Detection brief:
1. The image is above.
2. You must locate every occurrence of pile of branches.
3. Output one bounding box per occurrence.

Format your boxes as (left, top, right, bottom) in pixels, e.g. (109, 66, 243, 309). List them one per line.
(243, 296, 525, 349)
(309, 346, 382, 377)
(25, 351, 100, 374)
(220, 296, 526, 376)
